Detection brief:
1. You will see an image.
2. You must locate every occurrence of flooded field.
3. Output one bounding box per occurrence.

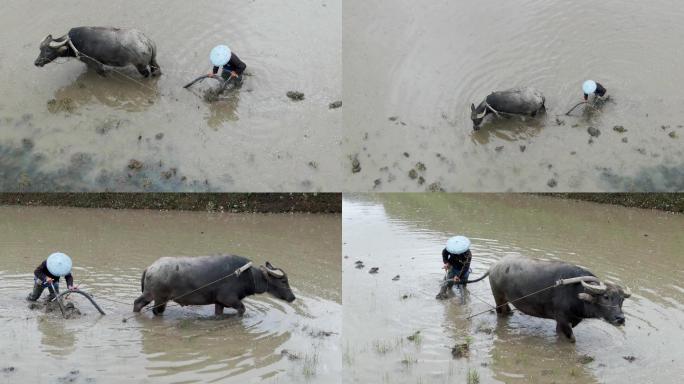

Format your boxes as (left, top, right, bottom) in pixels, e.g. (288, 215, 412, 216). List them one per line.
(343, 194, 684, 383)
(0, 0, 341, 192)
(0, 206, 341, 383)
(343, 0, 684, 191)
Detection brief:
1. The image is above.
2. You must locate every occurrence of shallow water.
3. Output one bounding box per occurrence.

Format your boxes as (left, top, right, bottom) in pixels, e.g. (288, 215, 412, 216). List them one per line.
(0, 0, 341, 192)
(343, 194, 684, 383)
(0, 206, 341, 383)
(343, 0, 684, 191)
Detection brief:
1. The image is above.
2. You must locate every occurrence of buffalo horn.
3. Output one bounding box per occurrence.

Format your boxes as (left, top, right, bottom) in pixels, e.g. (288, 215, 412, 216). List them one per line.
(622, 286, 632, 298)
(48, 35, 69, 48)
(264, 262, 284, 278)
(581, 279, 607, 294)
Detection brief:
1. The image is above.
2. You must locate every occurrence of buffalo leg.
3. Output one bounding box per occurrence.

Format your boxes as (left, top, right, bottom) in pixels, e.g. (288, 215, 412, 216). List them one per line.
(152, 301, 167, 316)
(133, 293, 152, 312)
(217, 297, 246, 316)
(556, 319, 576, 343)
(135, 64, 151, 78)
(214, 303, 224, 316)
(82, 58, 106, 76)
(492, 290, 512, 315)
(231, 301, 246, 316)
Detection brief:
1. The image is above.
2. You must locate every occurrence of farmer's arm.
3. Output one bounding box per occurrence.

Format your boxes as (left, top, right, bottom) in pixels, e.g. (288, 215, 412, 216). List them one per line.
(65, 273, 74, 288)
(34, 261, 48, 282)
(442, 249, 450, 264)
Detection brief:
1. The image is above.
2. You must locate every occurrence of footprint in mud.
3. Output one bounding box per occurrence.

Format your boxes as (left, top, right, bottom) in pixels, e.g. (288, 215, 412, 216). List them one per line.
(355, 260, 364, 269)
(369, 267, 379, 274)
(623, 355, 637, 363)
(281, 349, 301, 360)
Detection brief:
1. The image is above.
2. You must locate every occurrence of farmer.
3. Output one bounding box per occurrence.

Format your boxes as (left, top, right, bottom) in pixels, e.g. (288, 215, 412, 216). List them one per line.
(208, 44, 246, 84)
(27, 252, 75, 301)
(583, 80, 607, 101)
(436, 236, 472, 300)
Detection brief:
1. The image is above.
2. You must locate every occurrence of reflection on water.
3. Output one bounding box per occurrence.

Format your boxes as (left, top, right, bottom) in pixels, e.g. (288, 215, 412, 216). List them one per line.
(0, 205, 341, 383)
(343, 194, 684, 384)
(343, 0, 684, 191)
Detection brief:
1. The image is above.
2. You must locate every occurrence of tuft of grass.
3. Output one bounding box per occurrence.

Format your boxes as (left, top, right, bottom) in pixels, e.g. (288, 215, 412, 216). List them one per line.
(467, 368, 480, 384)
(302, 352, 319, 379)
(401, 353, 418, 368)
(343, 342, 355, 366)
(372, 337, 403, 354)
(373, 339, 394, 354)
(406, 330, 422, 344)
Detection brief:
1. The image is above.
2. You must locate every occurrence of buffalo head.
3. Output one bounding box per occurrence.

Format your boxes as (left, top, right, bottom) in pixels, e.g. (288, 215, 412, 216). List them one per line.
(578, 279, 631, 326)
(470, 102, 487, 130)
(260, 261, 296, 302)
(35, 34, 70, 67)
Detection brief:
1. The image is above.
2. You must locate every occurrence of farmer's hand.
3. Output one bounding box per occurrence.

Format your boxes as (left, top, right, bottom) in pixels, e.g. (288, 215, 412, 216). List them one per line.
(229, 71, 238, 79)
(208, 72, 216, 78)
(453, 276, 461, 283)
(443, 263, 449, 270)
(46, 277, 54, 283)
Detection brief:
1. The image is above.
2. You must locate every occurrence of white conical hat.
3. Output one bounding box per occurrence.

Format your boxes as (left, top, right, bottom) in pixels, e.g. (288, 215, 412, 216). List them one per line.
(210, 45, 231, 67)
(583, 80, 597, 94)
(46, 252, 72, 277)
(446, 236, 470, 254)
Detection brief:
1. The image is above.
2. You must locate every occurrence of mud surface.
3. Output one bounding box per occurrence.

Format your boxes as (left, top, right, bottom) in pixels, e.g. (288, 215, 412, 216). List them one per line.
(343, 0, 684, 191)
(0, 0, 341, 192)
(0, 193, 342, 213)
(343, 194, 684, 383)
(0, 205, 341, 383)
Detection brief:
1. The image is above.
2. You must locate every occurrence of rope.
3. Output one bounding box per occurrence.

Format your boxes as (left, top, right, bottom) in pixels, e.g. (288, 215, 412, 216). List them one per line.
(466, 284, 557, 320)
(120, 262, 253, 322)
(467, 289, 496, 309)
(484, 102, 502, 117)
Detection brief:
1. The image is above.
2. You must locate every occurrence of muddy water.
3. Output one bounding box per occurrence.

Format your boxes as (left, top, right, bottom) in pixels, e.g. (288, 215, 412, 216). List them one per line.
(0, 206, 341, 383)
(343, 0, 684, 192)
(0, 0, 341, 192)
(343, 194, 684, 383)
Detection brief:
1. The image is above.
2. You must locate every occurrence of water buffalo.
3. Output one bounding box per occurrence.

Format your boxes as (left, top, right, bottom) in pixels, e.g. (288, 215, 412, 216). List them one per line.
(133, 255, 295, 316)
(470, 87, 545, 129)
(35, 27, 161, 77)
(482, 256, 631, 342)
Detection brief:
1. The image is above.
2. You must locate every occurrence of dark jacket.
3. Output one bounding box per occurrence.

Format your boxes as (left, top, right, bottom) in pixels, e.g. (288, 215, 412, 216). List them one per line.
(34, 260, 73, 286)
(584, 82, 607, 100)
(212, 52, 247, 75)
(442, 249, 472, 280)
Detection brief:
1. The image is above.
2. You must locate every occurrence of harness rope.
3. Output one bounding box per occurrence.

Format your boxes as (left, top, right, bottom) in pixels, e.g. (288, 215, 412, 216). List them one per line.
(484, 102, 502, 117)
(464, 276, 601, 320)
